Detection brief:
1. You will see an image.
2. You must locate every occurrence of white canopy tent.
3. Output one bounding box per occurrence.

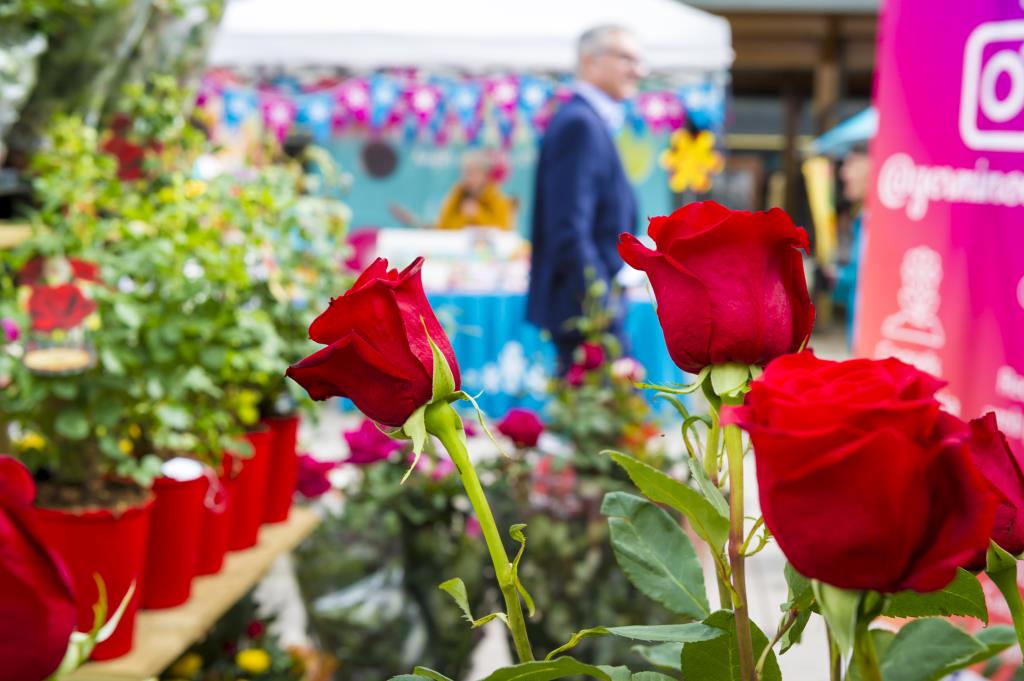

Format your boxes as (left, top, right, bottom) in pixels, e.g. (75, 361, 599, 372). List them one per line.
(209, 0, 733, 76)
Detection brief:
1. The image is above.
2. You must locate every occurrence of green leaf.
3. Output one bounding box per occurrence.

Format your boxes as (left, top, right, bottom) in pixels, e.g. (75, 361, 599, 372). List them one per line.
(783, 564, 814, 611)
(680, 610, 781, 681)
(479, 657, 618, 680)
(607, 451, 729, 551)
(155, 404, 192, 431)
(50, 381, 78, 400)
(399, 404, 428, 484)
(637, 366, 710, 395)
(686, 456, 729, 519)
(509, 523, 536, 617)
(113, 301, 142, 329)
(812, 581, 862, 658)
(547, 624, 720, 660)
(631, 643, 683, 670)
(426, 323, 456, 402)
(710, 363, 750, 398)
(884, 569, 987, 623)
(438, 577, 507, 629)
(55, 409, 90, 440)
(779, 609, 812, 654)
(598, 667, 632, 681)
(412, 667, 455, 681)
(877, 618, 987, 681)
(601, 492, 710, 619)
(630, 674, 675, 681)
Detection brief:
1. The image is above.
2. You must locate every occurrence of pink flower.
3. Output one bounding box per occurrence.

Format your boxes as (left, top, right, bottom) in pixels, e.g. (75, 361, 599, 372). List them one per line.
(246, 620, 266, 639)
(497, 408, 545, 449)
(565, 365, 586, 387)
(462, 419, 479, 438)
(533, 456, 577, 498)
(295, 454, 336, 498)
(1, 319, 17, 343)
(577, 342, 605, 370)
(343, 419, 403, 465)
(611, 357, 646, 383)
(430, 457, 455, 481)
(465, 516, 482, 539)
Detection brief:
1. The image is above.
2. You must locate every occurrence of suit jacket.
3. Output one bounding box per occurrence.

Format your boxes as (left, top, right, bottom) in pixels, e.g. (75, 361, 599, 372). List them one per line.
(526, 94, 638, 335)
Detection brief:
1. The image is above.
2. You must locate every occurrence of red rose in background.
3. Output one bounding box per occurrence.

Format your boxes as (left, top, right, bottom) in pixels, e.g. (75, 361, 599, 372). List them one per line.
(18, 257, 100, 286)
(497, 408, 545, 448)
(966, 413, 1024, 567)
(618, 201, 813, 373)
(0, 456, 77, 681)
(343, 419, 403, 465)
(576, 342, 605, 371)
(28, 284, 96, 332)
(295, 454, 336, 499)
(286, 258, 460, 427)
(723, 352, 997, 593)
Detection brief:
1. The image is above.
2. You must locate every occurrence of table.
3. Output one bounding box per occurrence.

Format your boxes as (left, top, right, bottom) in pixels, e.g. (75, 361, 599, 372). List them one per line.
(66, 507, 320, 681)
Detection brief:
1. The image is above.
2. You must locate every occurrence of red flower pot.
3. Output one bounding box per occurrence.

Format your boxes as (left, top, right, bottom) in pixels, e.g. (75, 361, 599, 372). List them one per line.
(34, 496, 153, 660)
(262, 415, 300, 524)
(141, 465, 207, 609)
(196, 473, 231, 576)
(227, 429, 271, 551)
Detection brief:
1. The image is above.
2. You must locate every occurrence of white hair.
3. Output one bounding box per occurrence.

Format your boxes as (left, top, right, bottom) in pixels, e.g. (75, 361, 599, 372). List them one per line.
(577, 24, 631, 62)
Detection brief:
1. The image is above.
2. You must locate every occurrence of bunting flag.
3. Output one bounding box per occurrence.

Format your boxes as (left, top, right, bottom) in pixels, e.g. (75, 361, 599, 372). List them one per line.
(199, 72, 727, 146)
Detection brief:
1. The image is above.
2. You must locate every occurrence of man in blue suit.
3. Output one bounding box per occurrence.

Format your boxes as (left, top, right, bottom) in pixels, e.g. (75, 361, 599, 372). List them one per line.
(527, 25, 642, 371)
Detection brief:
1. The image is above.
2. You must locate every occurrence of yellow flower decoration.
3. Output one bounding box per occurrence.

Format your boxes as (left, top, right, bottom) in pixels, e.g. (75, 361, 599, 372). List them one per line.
(236, 648, 272, 674)
(167, 652, 203, 677)
(660, 129, 724, 193)
(184, 180, 207, 199)
(16, 432, 45, 451)
(118, 439, 134, 455)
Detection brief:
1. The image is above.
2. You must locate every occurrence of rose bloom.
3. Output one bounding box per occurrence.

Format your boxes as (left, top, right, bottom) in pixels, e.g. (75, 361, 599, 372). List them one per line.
(0, 456, 78, 681)
(287, 257, 460, 427)
(618, 201, 813, 373)
(497, 408, 545, 448)
(723, 352, 998, 593)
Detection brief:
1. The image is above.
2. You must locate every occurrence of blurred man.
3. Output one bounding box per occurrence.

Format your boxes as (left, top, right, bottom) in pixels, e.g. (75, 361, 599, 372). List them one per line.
(526, 25, 641, 371)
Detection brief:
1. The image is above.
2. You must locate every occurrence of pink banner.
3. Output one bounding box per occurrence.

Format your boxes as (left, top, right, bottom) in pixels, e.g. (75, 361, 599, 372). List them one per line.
(857, 0, 1024, 453)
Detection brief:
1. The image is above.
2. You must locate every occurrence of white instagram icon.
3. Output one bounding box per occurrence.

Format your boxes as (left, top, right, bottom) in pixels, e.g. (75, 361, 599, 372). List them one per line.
(960, 20, 1024, 151)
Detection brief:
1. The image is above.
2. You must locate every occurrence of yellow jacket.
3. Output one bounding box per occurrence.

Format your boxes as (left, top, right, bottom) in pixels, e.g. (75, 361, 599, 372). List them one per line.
(437, 183, 514, 230)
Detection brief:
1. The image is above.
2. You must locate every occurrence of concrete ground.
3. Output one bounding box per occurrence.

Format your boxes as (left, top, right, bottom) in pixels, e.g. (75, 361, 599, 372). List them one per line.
(256, 326, 853, 680)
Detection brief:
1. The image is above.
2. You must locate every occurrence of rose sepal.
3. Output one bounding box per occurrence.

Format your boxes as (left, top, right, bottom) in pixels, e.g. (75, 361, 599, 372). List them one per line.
(985, 541, 1024, 651)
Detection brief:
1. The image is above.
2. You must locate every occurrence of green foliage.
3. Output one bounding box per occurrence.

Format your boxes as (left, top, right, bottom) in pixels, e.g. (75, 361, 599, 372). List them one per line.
(679, 610, 781, 681)
(884, 569, 988, 623)
(0, 74, 349, 492)
(601, 492, 709, 620)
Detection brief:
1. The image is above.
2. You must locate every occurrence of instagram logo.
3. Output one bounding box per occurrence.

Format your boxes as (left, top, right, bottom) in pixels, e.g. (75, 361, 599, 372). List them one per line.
(960, 20, 1024, 150)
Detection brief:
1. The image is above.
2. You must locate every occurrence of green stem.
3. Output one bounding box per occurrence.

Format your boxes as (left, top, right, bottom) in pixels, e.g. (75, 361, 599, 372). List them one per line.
(705, 408, 732, 610)
(827, 629, 841, 681)
(988, 563, 1024, 651)
(852, 626, 883, 681)
(425, 401, 534, 663)
(705, 407, 721, 487)
(723, 395, 756, 681)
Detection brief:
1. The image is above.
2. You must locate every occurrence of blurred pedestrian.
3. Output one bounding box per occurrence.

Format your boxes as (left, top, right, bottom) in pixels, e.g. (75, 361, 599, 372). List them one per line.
(526, 25, 641, 371)
(832, 142, 870, 343)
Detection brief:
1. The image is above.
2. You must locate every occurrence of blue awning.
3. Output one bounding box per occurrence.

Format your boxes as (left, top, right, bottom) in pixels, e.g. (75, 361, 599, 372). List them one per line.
(811, 107, 877, 156)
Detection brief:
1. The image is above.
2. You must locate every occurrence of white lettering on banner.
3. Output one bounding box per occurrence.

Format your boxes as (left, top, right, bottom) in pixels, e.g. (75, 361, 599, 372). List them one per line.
(877, 152, 1024, 220)
(996, 365, 1024, 402)
(1018, 275, 1024, 309)
(874, 340, 943, 377)
(984, 403, 1024, 442)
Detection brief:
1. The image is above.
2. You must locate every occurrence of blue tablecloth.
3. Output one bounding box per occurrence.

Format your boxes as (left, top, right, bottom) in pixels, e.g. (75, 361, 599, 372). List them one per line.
(427, 291, 687, 418)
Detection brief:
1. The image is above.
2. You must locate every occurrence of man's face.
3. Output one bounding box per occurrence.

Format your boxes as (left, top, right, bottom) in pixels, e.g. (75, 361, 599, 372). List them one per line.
(840, 151, 871, 204)
(583, 32, 643, 101)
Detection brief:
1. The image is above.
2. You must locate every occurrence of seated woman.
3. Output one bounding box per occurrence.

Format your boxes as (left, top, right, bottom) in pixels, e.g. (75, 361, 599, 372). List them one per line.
(436, 150, 514, 230)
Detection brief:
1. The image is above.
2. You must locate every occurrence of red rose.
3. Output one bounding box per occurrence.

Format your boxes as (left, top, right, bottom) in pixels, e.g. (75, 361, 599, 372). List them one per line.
(0, 457, 77, 681)
(577, 342, 605, 370)
(295, 454, 336, 499)
(966, 413, 1024, 566)
(18, 257, 100, 286)
(28, 284, 96, 332)
(618, 201, 814, 373)
(497, 408, 545, 448)
(722, 352, 998, 593)
(286, 258, 460, 427)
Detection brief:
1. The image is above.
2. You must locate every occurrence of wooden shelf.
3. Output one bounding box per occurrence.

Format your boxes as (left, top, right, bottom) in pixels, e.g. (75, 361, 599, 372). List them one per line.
(67, 506, 320, 681)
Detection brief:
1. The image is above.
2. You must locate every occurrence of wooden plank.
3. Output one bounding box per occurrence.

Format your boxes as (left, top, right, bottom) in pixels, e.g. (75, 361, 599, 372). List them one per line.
(66, 506, 320, 681)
